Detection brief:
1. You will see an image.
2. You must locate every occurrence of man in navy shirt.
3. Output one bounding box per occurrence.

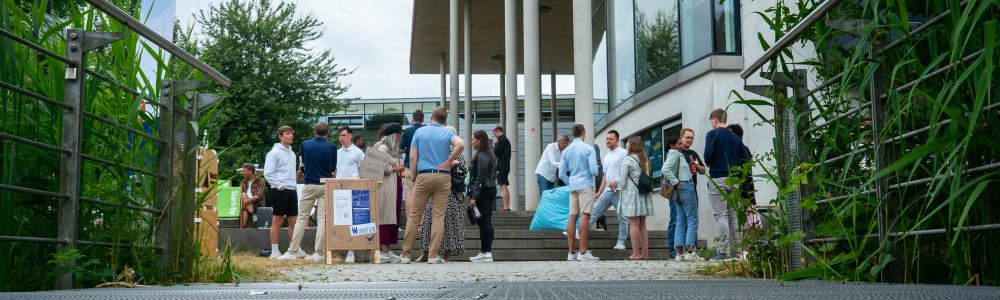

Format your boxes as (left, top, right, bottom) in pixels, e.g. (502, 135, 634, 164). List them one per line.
(400, 110, 424, 214)
(704, 108, 751, 259)
(279, 122, 336, 262)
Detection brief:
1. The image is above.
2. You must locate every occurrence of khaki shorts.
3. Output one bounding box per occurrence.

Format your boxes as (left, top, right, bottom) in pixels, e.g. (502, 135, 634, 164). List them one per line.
(569, 188, 596, 215)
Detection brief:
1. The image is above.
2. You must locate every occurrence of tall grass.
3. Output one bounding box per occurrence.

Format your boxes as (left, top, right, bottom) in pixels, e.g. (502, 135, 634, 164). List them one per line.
(731, 0, 999, 284)
(0, 0, 202, 290)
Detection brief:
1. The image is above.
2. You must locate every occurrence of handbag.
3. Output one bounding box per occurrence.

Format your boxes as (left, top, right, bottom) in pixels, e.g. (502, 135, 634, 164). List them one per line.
(659, 153, 682, 199)
(628, 156, 655, 194)
(450, 164, 466, 192)
(466, 205, 479, 224)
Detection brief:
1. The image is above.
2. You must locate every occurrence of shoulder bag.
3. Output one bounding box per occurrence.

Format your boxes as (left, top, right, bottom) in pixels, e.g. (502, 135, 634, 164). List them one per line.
(659, 153, 682, 199)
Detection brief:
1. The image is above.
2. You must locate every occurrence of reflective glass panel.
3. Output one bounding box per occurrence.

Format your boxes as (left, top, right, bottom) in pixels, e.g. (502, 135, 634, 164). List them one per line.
(634, 0, 680, 91)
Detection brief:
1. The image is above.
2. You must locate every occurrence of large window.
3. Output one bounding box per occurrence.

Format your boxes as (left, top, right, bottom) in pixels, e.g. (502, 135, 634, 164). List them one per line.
(610, 0, 636, 105)
(634, 0, 680, 91)
(680, 0, 713, 64)
(606, 0, 740, 109)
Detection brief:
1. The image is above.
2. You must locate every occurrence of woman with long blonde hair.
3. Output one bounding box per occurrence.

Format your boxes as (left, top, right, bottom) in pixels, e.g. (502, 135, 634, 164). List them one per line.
(618, 136, 653, 260)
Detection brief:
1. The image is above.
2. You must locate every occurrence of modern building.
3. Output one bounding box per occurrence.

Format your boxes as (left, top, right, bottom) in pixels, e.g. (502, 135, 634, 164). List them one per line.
(324, 95, 609, 207)
(407, 0, 780, 247)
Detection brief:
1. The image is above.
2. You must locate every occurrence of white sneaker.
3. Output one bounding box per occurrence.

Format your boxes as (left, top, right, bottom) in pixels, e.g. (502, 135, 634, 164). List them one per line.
(567, 252, 577, 261)
(294, 249, 307, 259)
(307, 252, 324, 262)
(428, 256, 445, 264)
(400, 256, 412, 264)
(576, 251, 600, 261)
(674, 254, 685, 262)
(276, 251, 298, 260)
(469, 252, 493, 262)
(345, 251, 355, 263)
(269, 250, 281, 259)
(684, 252, 704, 261)
(613, 243, 626, 250)
(378, 251, 398, 264)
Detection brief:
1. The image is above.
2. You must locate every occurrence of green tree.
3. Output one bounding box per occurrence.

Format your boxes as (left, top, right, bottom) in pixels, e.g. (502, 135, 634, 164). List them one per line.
(193, 0, 351, 177)
(634, 9, 679, 91)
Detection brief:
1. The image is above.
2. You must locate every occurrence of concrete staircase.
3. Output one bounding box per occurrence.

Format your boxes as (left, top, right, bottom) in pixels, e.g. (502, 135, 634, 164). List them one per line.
(220, 210, 680, 261)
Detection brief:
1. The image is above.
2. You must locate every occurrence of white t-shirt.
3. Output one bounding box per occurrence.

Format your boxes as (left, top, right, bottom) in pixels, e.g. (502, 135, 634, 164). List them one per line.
(336, 145, 365, 179)
(602, 146, 628, 191)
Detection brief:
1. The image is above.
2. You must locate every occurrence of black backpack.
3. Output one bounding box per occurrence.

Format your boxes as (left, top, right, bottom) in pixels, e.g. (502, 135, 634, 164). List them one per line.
(628, 156, 655, 194)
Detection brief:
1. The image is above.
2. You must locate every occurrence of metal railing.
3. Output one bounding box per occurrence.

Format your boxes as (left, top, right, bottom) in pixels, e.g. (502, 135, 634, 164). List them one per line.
(0, 0, 229, 289)
(741, 0, 999, 278)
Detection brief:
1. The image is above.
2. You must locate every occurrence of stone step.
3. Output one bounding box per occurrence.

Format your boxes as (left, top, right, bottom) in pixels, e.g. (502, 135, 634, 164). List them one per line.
(348, 249, 672, 262)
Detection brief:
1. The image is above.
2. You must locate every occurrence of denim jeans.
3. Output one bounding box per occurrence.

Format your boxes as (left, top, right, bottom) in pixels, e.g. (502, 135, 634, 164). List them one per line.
(536, 174, 555, 193)
(588, 189, 629, 245)
(674, 181, 698, 248)
(667, 201, 677, 258)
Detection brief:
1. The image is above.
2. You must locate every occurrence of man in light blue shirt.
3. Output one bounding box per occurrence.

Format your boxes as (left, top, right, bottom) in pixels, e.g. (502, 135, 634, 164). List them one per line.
(401, 108, 465, 264)
(558, 124, 600, 261)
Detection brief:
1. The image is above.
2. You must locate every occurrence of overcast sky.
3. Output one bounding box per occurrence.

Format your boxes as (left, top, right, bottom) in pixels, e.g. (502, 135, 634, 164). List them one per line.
(174, 0, 577, 100)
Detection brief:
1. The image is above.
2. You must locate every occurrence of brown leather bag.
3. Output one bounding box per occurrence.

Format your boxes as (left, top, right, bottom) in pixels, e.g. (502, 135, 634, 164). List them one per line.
(659, 153, 682, 199)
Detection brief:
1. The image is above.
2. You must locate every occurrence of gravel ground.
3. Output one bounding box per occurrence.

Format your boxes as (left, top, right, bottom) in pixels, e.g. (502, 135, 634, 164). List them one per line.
(275, 259, 717, 283)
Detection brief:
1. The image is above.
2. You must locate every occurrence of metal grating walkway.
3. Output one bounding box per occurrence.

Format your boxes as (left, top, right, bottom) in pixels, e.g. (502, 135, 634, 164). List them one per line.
(4, 280, 1000, 299)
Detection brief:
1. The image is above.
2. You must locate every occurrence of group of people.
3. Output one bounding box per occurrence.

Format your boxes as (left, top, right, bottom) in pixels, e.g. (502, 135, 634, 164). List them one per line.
(239, 105, 751, 263)
(239, 108, 501, 264)
(541, 108, 752, 262)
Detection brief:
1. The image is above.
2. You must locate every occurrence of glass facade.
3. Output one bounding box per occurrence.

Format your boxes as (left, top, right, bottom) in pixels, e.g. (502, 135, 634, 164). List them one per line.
(606, 0, 740, 109)
(610, 0, 636, 105)
(329, 98, 608, 130)
(634, 0, 680, 91)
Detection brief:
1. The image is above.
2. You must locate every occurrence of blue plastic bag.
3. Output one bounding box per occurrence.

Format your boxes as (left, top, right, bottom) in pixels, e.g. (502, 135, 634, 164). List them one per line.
(530, 186, 581, 230)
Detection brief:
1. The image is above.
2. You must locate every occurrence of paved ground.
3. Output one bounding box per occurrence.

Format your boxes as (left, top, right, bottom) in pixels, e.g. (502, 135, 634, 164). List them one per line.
(5, 260, 1000, 299)
(6, 280, 1000, 299)
(278, 260, 713, 282)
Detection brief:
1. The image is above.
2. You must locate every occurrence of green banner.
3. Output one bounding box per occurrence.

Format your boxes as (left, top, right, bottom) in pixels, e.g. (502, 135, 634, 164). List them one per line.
(217, 186, 241, 218)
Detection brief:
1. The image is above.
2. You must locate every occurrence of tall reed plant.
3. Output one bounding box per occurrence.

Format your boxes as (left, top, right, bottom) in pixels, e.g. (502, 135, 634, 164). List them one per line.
(731, 0, 999, 285)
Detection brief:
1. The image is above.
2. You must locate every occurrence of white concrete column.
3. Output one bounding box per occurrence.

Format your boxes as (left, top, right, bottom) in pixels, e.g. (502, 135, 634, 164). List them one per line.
(440, 53, 446, 108)
(463, 0, 473, 160)
(550, 71, 557, 141)
(573, 0, 594, 143)
(523, 0, 541, 211)
(504, 0, 520, 211)
(449, 0, 460, 128)
(499, 58, 506, 130)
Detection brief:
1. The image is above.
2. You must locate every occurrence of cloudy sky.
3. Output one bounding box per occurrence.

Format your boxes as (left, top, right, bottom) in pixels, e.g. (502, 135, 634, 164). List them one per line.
(174, 0, 576, 99)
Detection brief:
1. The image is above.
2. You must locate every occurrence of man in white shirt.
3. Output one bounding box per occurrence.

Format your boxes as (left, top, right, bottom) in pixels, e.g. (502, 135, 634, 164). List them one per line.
(590, 130, 630, 250)
(335, 125, 365, 263)
(263, 125, 298, 259)
(534, 135, 569, 193)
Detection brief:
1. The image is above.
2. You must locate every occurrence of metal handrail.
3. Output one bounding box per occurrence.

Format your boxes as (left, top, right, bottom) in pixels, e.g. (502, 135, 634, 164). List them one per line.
(0, 184, 68, 199)
(77, 240, 164, 250)
(80, 196, 163, 215)
(81, 111, 165, 144)
(0, 28, 72, 64)
(806, 223, 1000, 243)
(0, 236, 68, 244)
(83, 0, 231, 86)
(81, 154, 164, 179)
(816, 162, 1000, 205)
(0, 132, 70, 154)
(741, 0, 845, 79)
(804, 101, 871, 134)
(84, 69, 166, 108)
(0, 80, 73, 110)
